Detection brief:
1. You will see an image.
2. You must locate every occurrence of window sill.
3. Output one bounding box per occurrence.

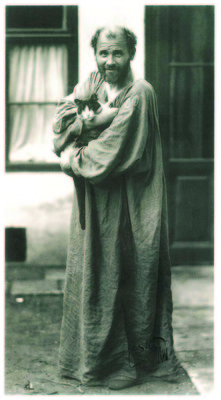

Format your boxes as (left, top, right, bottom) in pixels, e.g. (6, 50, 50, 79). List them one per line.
(6, 162, 62, 172)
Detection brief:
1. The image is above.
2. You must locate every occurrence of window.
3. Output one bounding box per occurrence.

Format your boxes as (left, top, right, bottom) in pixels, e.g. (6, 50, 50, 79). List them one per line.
(5, 5, 78, 171)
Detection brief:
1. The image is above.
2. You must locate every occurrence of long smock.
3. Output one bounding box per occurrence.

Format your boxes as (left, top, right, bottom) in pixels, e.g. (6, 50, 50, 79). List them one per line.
(52, 71, 179, 385)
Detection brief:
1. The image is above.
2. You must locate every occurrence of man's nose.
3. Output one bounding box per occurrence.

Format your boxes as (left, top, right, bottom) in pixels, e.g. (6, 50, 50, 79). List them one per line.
(106, 54, 115, 66)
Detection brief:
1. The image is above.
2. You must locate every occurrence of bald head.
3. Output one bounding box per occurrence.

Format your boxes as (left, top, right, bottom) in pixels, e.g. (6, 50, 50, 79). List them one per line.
(90, 26, 137, 60)
(100, 26, 126, 40)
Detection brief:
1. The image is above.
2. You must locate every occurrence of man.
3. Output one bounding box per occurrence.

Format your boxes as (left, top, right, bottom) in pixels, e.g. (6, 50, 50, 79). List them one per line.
(53, 26, 180, 390)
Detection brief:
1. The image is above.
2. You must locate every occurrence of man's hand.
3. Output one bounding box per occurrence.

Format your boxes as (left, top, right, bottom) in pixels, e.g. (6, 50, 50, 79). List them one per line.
(83, 106, 118, 132)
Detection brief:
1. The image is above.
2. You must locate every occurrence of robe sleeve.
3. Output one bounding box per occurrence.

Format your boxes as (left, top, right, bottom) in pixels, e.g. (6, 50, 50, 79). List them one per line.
(65, 81, 158, 184)
(53, 109, 83, 157)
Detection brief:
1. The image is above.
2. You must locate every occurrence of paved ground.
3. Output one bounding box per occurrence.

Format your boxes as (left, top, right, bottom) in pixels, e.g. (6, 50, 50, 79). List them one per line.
(5, 265, 214, 395)
(171, 266, 214, 395)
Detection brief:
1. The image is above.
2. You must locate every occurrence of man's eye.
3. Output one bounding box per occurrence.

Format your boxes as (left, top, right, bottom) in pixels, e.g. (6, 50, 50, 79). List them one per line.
(114, 51, 123, 57)
(99, 51, 108, 57)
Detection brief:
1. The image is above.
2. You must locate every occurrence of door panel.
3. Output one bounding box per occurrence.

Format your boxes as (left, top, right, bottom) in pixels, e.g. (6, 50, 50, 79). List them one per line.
(174, 177, 210, 241)
(145, 6, 214, 265)
(170, 67, 214, 158)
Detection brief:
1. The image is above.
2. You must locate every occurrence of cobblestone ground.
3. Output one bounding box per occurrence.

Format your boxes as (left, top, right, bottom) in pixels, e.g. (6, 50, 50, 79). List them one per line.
(5, 295, 198, 395)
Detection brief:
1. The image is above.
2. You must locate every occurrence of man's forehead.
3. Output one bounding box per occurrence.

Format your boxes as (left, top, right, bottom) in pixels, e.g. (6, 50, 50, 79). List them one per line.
(97, 27, 127, 47)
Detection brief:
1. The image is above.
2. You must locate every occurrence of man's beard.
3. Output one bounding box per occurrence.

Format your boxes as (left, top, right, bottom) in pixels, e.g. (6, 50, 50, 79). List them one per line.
(98, 61, 130, 84)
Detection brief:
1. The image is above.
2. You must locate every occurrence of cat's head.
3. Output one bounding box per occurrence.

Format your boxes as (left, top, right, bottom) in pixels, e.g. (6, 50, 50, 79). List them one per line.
(75, 93, 101, 121)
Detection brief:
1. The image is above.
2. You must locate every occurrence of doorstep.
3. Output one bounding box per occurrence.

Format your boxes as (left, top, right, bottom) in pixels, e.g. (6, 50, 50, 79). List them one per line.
(10, 278, 64, 296)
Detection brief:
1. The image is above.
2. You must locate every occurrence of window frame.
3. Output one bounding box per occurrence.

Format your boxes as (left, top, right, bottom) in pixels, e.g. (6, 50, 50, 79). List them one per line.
(5, 5, 78, 172)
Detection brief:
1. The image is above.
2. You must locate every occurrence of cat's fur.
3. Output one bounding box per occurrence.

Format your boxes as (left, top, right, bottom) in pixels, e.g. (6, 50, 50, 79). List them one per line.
(75, 93, 110, 147)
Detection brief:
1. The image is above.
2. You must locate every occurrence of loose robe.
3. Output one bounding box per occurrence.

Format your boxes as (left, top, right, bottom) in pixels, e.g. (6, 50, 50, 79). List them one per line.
(53, 71, 179, 385)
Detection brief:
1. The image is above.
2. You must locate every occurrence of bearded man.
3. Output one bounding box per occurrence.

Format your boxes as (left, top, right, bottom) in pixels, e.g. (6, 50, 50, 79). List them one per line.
(52, 25, 180, 390)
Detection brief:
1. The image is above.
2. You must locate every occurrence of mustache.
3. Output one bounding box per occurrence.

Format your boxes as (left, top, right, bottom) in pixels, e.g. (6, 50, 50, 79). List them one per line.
(105, 67, 119, 70)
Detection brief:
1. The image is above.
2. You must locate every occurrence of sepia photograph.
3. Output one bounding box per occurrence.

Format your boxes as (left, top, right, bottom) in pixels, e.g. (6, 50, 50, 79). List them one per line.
(4, 0, 216, 396)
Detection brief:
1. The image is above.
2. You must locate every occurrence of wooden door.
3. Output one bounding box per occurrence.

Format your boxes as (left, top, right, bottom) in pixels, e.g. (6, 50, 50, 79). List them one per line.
(145, 6, 214, 265)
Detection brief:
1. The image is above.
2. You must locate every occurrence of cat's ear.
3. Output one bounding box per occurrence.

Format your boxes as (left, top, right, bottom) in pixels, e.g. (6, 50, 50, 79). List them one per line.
(74, 99, 81, 106)
(90, 93, 98, 101)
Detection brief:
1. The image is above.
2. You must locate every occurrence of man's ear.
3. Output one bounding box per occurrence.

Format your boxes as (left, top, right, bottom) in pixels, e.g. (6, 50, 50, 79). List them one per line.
(130, 53, 135, 61)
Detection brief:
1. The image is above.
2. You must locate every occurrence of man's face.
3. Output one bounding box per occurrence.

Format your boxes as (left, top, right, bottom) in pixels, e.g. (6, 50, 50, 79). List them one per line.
(95, 30, 132, 85)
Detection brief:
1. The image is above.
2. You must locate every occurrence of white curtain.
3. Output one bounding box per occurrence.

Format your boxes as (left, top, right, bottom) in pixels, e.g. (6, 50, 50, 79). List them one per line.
(8, 45, 68, 162)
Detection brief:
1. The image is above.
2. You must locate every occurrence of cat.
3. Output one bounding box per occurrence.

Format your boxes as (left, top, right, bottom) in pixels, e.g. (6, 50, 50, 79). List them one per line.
(74, 93, 108, 147)
(75, 93, 102, 122)
(60, 93, 104, 165)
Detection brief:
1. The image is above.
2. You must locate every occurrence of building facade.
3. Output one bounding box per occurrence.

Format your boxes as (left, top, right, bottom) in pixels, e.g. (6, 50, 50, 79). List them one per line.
(5, 5, 214, 266)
